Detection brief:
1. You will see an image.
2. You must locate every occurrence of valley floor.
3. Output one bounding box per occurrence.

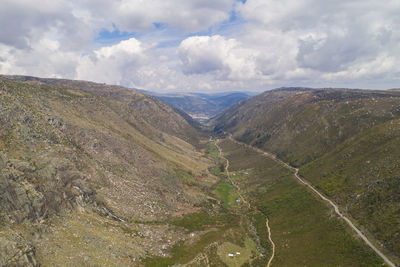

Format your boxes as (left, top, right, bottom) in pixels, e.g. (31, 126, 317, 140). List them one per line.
(226, 135, 397, 267)
(214, 137, 384, 266)
(146, 137, 387, 266)
(214, 139, 276, 267)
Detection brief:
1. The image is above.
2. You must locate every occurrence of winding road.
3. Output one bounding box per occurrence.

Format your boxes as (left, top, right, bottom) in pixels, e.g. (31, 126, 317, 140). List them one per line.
(226, 134, 397, 267)
(214, 139, 276, 267)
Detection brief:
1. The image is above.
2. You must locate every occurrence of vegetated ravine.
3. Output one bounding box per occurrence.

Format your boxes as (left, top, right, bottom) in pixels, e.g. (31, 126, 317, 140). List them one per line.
(0, 76, 399, 266)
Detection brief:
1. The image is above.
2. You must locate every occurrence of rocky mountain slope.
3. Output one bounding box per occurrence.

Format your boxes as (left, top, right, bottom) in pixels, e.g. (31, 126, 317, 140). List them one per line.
(212, 87, 400, 262)
(0, 76, 212, 266)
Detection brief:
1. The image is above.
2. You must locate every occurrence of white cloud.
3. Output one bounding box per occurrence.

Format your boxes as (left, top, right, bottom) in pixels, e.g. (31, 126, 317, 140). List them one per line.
(0, 42, 78, 79)
(0, 0, 400, 92)
(0, 0, 94, 51)
(322, 53, 398, 81)
(178, 35, 259, 80)
(237, 0, 307, 28)
(231, 0, 400, 87)
(77, 38, 146, 86)
(69, 0, 235, 34)
(237, 27, 299, 78)
(112, 0, 234, 32)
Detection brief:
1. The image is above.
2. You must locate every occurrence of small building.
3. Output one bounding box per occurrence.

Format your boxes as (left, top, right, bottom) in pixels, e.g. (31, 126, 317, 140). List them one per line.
(228, 253, 234, 257)
(236, 252, 241, 255)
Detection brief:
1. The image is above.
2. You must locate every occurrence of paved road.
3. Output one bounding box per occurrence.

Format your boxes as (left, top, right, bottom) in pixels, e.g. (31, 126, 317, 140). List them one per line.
(215, 139, 276, 267)
(227, 134, 397, 267)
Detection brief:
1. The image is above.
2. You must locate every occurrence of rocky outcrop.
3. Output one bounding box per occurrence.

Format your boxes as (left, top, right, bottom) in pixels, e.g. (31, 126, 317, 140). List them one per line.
(0, 232, 38, 267)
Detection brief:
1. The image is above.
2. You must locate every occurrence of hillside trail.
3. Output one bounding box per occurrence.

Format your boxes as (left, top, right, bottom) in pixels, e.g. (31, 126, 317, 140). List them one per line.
(226, 134, 397, 267)
(214, 139, 275, 267)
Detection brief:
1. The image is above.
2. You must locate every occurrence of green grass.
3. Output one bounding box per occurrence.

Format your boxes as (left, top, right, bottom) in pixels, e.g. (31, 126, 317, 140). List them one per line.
(171, 168, 196, 186)
(207, 141, 225, 176)
(206, 141, 219, 160)
(217, 237, 258, 266)
(215, 180, 239, 209)
(169, 212, 238, 232)
(214, 166, 222, 175)
(145, 212, 244, 266)
(144, 230, 226, 267)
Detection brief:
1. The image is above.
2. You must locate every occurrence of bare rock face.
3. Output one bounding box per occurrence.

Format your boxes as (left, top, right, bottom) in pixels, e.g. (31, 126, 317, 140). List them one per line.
(0, 169, 44, 224)
(0, 232, 38, 267)
(0, 146, 91, 225)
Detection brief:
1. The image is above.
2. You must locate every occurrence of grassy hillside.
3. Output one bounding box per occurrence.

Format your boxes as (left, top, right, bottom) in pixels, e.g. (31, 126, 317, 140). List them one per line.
(300, 118, 400, 257)
(0, 77, 213, 266)
(212, 87, 400, 263)
(218, 138, 382, 266)
(213, 88, 400, 166)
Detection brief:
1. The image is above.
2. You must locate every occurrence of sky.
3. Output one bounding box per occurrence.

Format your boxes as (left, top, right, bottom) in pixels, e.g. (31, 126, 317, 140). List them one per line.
(0, 0, 399, 93)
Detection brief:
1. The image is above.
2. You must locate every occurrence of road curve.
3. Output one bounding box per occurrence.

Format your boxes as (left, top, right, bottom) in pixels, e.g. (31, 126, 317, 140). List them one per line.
(227, 134, 397, 267)
(214, 139, 276, 267)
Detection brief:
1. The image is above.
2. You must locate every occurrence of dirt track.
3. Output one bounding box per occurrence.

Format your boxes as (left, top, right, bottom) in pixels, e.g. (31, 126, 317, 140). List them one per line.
(215, 139, 276, 267)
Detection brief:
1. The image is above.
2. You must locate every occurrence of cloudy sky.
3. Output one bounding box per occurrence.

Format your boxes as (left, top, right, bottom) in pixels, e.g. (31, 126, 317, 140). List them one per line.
(1, 0, 399, 92)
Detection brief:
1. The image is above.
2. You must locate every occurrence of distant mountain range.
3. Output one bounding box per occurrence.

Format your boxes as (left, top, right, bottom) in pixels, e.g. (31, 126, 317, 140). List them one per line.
(138, 90, 258, 121)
